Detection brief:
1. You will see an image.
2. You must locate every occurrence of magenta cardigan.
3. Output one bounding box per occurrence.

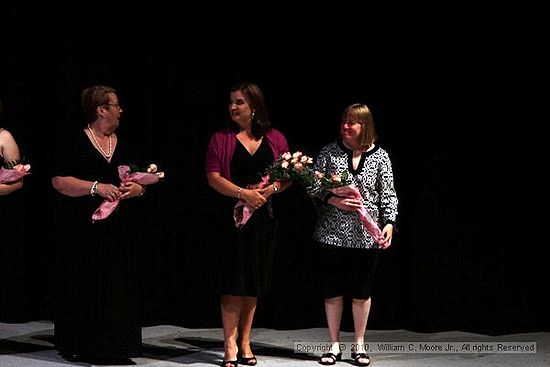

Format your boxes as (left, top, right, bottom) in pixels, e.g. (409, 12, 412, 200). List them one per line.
(205, 127, 289, 180)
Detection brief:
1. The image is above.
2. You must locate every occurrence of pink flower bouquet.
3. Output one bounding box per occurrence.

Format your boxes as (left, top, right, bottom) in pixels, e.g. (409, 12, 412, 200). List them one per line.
(0, 163, 31, 183)
(317, 170, 384, 244)
(265, 151, 315, 186)
(233, 151, 315, 229)
(92, 164, 164, 222)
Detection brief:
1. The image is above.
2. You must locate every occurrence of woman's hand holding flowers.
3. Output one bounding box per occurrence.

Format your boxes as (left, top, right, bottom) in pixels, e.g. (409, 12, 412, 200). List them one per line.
(234, 151, 312, 229)
(96, 183, 121, 202)
(258, 186, 274, 201)
(91, 163, 164, 222)
(242, 187, 267, 209)
(318, 170, 385, 245)
(329, 196, 363, 212)
(119, 181, 144, 199)
(0, 162, 31, 184)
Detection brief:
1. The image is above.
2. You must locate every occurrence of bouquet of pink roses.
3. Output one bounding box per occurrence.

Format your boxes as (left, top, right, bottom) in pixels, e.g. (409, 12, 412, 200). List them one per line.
(316, 170, 384, 244)
(0, 160, 31, 184)
(233, 151, 315, 229)
(264, 151, 315, 186)
(92, 163, 164, 222)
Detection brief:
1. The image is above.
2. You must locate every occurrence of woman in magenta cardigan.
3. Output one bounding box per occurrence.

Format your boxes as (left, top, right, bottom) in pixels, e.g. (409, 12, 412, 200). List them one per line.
(205, 82, 291, 367)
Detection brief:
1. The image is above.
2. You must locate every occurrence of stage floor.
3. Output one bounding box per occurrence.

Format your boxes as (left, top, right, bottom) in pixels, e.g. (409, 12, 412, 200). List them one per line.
(1, 321, 549, 366)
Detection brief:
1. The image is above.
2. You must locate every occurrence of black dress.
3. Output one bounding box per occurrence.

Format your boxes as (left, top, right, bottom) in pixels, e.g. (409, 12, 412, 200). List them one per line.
(0, 165, 28, 322)
(218, 139, 277, 297)
(52, 130, 142, 360)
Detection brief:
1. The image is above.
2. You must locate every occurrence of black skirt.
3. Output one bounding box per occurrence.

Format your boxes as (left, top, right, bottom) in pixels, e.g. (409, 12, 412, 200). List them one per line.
(217, 203, 277, 297)
(317, 242, 379, 300)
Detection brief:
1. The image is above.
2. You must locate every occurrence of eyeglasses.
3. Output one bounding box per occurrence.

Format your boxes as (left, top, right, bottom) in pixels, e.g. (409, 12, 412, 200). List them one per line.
(104, 103, 122, 110)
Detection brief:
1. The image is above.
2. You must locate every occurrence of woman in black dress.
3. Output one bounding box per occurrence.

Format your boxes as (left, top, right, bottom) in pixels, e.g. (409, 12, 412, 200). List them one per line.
(51, 85, 146, 364)
(205, 82, 291, 367)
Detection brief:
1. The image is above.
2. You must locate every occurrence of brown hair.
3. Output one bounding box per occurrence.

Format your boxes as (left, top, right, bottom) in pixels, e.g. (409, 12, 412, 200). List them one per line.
(342, 103, 377, 149)
(81, 85, 116, 124)
(230, 82, 271, 139)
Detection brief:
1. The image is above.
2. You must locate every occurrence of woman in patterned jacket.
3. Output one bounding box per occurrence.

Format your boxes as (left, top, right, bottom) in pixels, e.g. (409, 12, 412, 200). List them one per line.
(307, 103, 398, 366)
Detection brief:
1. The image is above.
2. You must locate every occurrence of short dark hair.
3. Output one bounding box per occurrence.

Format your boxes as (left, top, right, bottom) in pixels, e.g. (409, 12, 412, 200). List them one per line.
(81, 85, 116, 124)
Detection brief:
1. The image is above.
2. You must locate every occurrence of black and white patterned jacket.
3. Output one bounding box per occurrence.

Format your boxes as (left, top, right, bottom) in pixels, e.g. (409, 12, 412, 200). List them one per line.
(307, 140, 398, 249)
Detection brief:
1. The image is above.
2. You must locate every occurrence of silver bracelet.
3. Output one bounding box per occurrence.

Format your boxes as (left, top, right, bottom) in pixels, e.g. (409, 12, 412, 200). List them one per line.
(236, 187, 242, 199)
(90, 181, 99, 196)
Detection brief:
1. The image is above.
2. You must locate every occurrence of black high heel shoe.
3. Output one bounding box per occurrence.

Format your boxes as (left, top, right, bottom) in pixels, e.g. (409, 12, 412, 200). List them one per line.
(319, 352, 342, 365)
(238, 354, 258, 366)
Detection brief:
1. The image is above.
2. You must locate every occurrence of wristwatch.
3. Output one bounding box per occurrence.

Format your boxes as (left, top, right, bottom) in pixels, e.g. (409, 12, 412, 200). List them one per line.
(272, 183, 279, 193)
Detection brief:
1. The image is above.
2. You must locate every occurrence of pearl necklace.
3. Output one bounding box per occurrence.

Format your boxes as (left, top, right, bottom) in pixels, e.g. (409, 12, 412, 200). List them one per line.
(87, 124, 112, 158)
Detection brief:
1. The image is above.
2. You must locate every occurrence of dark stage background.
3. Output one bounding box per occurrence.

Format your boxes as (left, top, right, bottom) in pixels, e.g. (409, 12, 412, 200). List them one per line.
(2, 3, 547, 335)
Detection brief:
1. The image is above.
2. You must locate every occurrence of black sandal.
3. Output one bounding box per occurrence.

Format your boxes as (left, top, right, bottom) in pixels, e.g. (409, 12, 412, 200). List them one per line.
(221, 360, 238, 367)
(351, 352, 371, 366)
(239, 355, 257, 366)
(319, 352, 342, 365)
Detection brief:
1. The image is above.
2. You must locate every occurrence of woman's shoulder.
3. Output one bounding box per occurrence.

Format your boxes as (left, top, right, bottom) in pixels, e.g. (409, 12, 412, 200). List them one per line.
(319, 141, 340, 153)
(208, 128, 235, 146)
(267, 127, 285, 136)
(373, 144, 389, 156)
(0, 127, 12, 138)
(371, 144, 395, 163)
(210, 127, 234, 139)
(266, 127, 288, 142)
(0, 128, 15, 145)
